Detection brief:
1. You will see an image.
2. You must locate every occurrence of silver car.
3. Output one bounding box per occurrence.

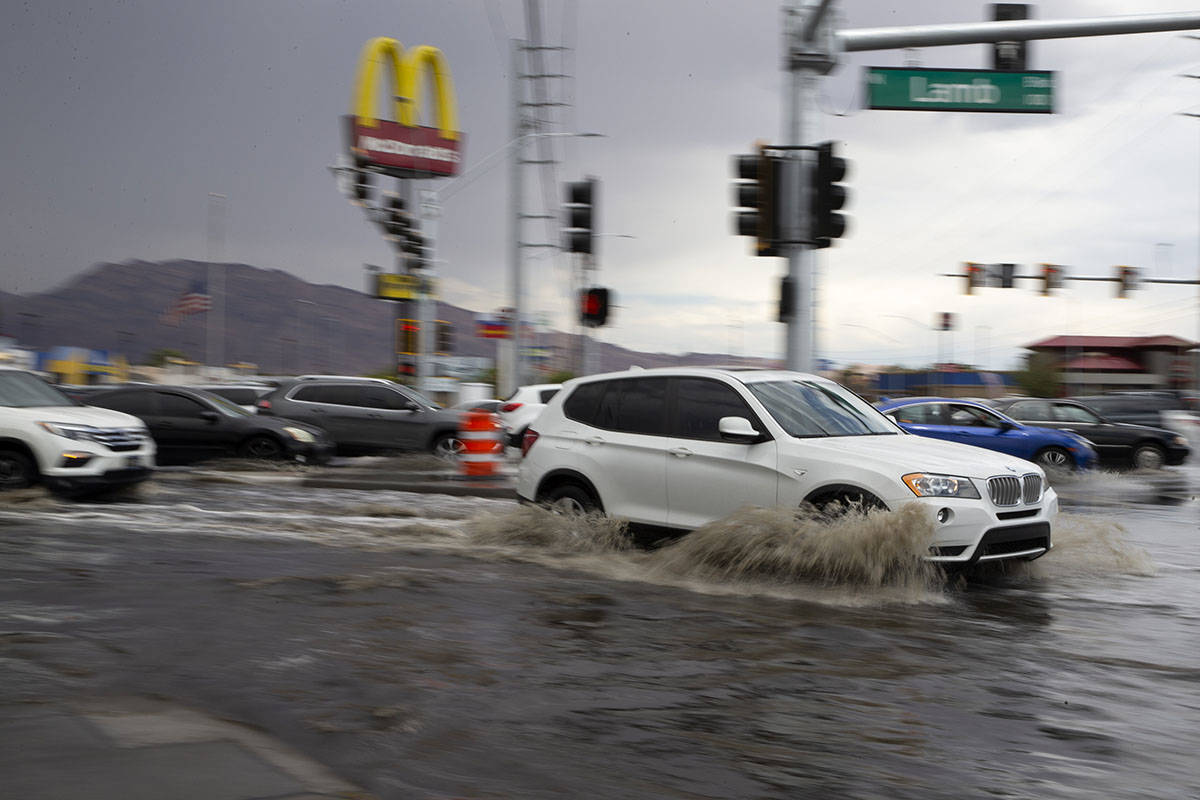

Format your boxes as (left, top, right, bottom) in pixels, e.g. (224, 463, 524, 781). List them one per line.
(256, 377, 464, 458)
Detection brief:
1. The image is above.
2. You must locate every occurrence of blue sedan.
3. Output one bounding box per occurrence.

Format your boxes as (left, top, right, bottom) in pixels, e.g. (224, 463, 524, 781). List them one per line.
(876, 397, 1097, 471)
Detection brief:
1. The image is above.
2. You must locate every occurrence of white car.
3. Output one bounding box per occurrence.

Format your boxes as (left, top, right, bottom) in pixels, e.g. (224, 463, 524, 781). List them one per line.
(0, 369, 156, 496)
(497, 383, 562, 448)
(517, 367, 1058, 568)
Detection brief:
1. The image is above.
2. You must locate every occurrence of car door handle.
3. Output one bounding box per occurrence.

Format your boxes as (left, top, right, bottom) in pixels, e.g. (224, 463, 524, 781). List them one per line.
(668, 447, 694, 458)
(585, 435, 605, 446)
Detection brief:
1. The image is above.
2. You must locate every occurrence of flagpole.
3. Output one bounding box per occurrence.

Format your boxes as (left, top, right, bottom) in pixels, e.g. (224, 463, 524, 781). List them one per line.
(206, 193, 227, 376)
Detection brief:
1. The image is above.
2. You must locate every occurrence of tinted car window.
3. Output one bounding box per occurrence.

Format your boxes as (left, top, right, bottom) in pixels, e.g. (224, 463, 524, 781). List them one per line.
(92, 391, 156, 416)
(159, 393, 209, 417)
(593, 377, 668, 435)
(1009, 400, 1052, 421)
(673, 378, 757, 441)
(362, 386, 411, 410)
(563, 381, 606, 425)
(292, 385, 361, 406)
(750, 379, 896, 437)
(538, 388, 560, 403)
(206, 388, 259, 405)
(1053, 403, 1101, 424)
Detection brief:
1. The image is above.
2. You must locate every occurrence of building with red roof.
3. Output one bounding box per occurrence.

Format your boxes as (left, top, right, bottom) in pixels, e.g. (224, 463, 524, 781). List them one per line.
(1024, 335, 1197, 394)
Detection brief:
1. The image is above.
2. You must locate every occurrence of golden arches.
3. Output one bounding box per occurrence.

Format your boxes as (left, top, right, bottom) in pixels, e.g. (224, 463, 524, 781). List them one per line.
(351, 37, 460, 141)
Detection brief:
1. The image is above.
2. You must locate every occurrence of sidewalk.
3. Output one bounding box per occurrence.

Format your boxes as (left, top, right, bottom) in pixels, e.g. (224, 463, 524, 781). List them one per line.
(0, 696, 373, 800)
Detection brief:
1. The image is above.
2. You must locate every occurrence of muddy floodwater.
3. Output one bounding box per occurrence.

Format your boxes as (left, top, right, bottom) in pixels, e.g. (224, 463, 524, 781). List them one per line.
(1, 464, 1197, 799)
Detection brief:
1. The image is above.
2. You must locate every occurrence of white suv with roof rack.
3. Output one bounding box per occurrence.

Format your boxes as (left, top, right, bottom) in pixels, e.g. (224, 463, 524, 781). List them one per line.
(517, 367, 1058, 568)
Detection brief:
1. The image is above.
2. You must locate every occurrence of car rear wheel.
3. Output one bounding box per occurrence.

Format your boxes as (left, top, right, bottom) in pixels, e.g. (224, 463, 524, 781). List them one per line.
(541, 483, 598, 515)
(0, 450, 37, 490)
(238, 435, 284, 460)
(1034, 446, 1072, 470)
(1131, 443, 1165, 470)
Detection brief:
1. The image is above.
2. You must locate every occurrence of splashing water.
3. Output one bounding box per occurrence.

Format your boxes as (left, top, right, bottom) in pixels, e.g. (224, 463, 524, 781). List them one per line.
(650, 503, 943, 592)
(464, 504, 633, 554)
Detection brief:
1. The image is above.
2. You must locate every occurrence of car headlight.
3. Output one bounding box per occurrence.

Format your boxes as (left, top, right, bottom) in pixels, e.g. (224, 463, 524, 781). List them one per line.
(37, 421, 102, 443)
(902, 473, 981, 499)
(1172, 435, 1188, 447)
(283, 426, 315, 443)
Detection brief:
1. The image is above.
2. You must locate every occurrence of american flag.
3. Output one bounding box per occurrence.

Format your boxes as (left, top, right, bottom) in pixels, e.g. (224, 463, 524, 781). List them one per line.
(160, 279, 212, 325)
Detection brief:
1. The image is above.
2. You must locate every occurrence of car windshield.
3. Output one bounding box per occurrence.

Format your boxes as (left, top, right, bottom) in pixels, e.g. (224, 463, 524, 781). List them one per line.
(0, 371, 77, 408)
(747, 379, 898, 438)
(199, 390, 252, 418)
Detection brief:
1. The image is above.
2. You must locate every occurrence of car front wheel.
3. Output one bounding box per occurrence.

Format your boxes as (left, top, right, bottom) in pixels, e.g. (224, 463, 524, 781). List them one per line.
(1034, 446, 1072, 470)
(1131, 443, 1165, 470)
(0, 450, 37, 490)
(238, 435, 284, 460)
(431, 434, 464, 461)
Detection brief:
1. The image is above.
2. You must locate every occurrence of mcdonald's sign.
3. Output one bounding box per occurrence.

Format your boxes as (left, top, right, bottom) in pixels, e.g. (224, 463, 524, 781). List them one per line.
(343, 37, 465, 179)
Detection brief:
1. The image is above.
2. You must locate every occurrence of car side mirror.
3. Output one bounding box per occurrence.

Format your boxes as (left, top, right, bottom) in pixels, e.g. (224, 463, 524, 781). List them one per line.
(200, 410, 220, 423)
(718, 416, 765, 444)
(997, 419, 1015, 433)
(402, 400, 420, 412)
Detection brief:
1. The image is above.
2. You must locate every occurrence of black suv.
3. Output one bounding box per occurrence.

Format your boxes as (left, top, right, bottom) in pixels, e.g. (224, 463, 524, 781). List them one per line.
(989, 397, 1189, 470)
(256, 377, 464, 457)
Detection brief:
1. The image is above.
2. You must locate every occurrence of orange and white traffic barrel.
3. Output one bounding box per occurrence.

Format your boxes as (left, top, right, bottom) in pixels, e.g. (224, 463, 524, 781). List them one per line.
(459, 410, 503, 477)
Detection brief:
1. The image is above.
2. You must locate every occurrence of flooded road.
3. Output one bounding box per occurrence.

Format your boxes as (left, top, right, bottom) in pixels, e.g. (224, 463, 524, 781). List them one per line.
(1, 465, 1197, 799)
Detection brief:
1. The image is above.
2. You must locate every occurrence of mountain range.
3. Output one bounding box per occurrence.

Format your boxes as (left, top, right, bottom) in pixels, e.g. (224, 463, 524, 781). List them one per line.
(0, 260, 774, 379)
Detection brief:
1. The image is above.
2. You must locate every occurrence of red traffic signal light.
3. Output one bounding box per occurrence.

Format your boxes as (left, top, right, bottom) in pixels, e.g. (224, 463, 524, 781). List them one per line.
(580, 287, 611, 327)
(964, 262, 986, 295)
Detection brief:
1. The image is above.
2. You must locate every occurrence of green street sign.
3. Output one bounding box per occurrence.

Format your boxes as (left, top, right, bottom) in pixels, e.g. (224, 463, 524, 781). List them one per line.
(865, 67, 1054, 113)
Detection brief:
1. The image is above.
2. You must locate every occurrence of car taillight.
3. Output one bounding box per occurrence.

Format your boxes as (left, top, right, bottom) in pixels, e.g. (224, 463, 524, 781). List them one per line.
(257, 399, 271, 411)
(499, 401, 523, 413)
(521, 428, 540, 458)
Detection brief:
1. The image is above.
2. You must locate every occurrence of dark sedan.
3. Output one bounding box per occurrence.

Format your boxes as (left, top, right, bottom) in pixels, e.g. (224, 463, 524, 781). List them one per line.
(987, 397, 1189, 470)
(86, 385, 335, 466)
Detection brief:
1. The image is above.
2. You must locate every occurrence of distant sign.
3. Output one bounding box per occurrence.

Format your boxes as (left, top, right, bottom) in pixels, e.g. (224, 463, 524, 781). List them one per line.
(375, 273, 436, 301)
(865, 67, 1054, 113)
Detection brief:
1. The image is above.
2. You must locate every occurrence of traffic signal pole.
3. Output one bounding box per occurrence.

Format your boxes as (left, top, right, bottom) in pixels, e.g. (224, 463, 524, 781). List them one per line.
(776, 3, 1200, 374)
(782, 2, 834, 373)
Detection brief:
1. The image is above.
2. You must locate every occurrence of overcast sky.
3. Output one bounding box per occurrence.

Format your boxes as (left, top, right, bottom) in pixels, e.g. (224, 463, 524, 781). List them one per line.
(2, 0, 1198, 371)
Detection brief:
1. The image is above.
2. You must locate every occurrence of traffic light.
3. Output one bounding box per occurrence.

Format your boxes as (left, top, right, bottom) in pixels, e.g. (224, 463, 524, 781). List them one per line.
(396, 319, 418, 354)
(1116, 265, 1139, 298)
(353, 169, 373, 205)
(936, 312, 955, 331)
(810, 141, 849, 248)
(580, 287, 611, 327)
(436, 320, 453, 355)
(397, 361, 415, 378)
(964, 262, 986, 295)
(403, 227, 429, 270)
(732, 147, 780, 256)
(993, 263, 1017, 289)
(1040, 263, 1063, 296)
(382, 194, 409, 238)
(564, 178, 598, 254)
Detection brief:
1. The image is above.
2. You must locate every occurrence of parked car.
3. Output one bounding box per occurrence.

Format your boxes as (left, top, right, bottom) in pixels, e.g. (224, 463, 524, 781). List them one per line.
(452, 398, 502, 413)
(876, 397, 1097, 471)
(987, 397, 1189, 470)
(0, 368, 155, 495)
(86, 385, 333, 466)
(192, 383, 277, 412)
(518, 367, 1059, 569)
(255, 377, 464, 458)
(497, 383, 562, 447)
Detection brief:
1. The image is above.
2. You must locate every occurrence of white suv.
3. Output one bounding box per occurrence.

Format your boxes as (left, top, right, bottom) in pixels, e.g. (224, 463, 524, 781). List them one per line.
(497, 383, 562, 448)
(0, 369, 156, 496)
(517, 367, 1058, 568)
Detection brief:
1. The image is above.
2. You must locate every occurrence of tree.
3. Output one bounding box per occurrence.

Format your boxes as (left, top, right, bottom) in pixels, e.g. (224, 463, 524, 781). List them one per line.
(1014, 352, 1062, 398)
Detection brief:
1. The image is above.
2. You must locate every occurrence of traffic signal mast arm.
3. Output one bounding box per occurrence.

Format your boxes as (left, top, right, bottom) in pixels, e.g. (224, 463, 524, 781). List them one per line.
(944, 263, 1200, 297)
